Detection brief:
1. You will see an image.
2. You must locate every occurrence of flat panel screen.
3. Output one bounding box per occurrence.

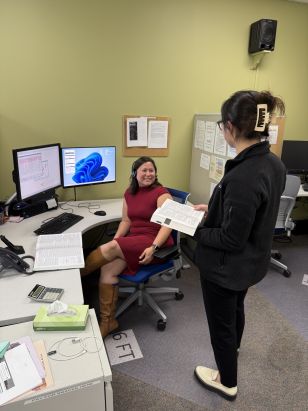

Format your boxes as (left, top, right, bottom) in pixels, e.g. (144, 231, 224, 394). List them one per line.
(281, 140, 308, 174)
(61, 146, 116, 188)
(13, 143, 62, 201)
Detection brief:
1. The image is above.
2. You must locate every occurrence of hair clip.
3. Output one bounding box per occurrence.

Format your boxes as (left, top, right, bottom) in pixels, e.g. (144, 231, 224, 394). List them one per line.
(254, 104, 270, 132)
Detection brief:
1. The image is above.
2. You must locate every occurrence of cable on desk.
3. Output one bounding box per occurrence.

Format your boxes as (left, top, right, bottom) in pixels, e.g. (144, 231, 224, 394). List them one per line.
(47, 336, 103, 361)
(59, 201, 102, 214)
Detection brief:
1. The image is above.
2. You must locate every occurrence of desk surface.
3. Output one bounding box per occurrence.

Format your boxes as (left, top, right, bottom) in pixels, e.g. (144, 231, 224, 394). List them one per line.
(0, 309, 113, 411)
(0, 199, 122, 326)
(298, 185, 308, 197)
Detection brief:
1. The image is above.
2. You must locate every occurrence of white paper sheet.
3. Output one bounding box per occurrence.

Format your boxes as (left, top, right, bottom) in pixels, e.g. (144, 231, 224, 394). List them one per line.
(126, 117, 148, 147)
(34, 232, 84, 271)
(268, 124, 278, 145)
(209, 155, 225, 182)
(150, 199, 204, 236)
(203, 121, 216, 153)
(148, 120, 168, 148)
(214, 125, 227, 156)
(200, 153, 210, 170)
(194, 120, 206, 149)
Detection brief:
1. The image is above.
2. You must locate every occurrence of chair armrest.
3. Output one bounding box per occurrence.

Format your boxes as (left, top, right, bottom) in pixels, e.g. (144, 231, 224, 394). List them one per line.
(154, 245, 180, 259)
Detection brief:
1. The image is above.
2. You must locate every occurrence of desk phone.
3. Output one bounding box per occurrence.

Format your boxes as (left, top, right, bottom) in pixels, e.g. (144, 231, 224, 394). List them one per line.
(28, 284, 64, 303)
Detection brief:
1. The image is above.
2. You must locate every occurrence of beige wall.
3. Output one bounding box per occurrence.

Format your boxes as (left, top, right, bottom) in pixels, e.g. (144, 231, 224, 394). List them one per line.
(0, 0, 307, 201)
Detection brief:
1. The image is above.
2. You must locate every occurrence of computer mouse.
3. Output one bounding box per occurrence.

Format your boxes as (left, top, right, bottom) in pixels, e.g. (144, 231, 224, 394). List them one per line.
(94, 210, 106, 216)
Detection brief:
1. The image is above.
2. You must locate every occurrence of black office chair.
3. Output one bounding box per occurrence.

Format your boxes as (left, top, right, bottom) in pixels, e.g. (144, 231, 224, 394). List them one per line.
(271, 174, 301, 277)
(115, 188, 190, 330)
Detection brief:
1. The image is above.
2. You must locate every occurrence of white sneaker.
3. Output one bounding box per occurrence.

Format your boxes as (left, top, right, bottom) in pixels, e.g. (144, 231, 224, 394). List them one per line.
(194, 366, 237, 400)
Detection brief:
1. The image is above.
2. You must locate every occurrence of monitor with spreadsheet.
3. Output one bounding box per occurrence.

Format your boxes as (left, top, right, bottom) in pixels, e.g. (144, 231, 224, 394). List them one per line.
(281, 140, 308, 174)
(12, 143, 62, 202)
(61, 146, 116, 188)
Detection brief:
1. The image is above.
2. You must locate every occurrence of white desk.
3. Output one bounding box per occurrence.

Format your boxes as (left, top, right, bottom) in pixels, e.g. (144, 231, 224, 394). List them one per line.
(0, 309, 113, 411)
(0, 199, 122, 326)
(297, 185, 308, 197)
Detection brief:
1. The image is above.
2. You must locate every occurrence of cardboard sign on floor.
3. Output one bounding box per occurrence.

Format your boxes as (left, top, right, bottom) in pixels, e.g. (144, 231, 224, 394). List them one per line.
(104, 329, 143, 365)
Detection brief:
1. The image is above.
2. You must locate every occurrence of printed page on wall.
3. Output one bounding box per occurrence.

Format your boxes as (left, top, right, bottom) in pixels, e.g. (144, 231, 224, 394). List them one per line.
(148, 120, 168, 148)
(194, 120, 206, 149)
(204, 121, 216, 153)
(126, 117, 148, 147)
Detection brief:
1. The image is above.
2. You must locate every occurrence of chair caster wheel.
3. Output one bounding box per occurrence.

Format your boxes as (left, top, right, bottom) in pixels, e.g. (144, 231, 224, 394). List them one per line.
(157, 319, 166, 331)
(283, 269, 291, 278)
(175, 291, 184, 300)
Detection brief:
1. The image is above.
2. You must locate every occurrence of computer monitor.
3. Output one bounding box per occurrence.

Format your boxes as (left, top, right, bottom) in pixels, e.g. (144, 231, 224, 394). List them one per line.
(281, 140, 308, 174)
(12, 143, 62, 202)
(61, 146, 116, 188)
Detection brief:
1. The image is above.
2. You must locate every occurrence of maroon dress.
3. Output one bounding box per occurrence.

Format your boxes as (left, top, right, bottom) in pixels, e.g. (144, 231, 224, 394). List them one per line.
(115, 185, 174, 275)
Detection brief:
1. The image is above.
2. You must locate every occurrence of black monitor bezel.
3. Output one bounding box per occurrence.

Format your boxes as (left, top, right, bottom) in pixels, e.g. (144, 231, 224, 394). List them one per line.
(281, 140, 308, 175)
(12, 143, 62, 203)
(60, 145, 117, 189)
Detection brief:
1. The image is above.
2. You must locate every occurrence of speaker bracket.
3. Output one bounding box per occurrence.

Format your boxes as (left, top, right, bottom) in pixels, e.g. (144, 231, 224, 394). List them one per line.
(249, 50, 272, 70)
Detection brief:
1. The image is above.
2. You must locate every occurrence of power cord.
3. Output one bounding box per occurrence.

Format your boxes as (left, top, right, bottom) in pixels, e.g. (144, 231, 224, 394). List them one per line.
(47, 336, 103, 361)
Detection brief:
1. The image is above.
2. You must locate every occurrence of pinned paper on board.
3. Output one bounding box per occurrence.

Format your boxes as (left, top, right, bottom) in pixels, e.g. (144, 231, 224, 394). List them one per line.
(123, 115, 170, 156)
(126, 117, 148, 147)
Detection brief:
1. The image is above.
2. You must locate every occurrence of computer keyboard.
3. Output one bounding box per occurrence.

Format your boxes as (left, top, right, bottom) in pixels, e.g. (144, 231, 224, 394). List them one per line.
(34, 212, 84, 235)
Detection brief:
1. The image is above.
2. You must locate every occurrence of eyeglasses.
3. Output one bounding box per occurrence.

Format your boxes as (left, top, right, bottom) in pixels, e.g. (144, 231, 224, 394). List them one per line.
(217, 120, 224, 131)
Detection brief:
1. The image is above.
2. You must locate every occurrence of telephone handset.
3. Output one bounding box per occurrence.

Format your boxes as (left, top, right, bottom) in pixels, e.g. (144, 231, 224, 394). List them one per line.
(0, 247, 33, 274)
(0, 235, 25, 254)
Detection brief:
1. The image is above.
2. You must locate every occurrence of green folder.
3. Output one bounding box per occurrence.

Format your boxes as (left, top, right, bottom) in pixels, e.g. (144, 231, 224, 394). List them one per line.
(0, 341, 10, 358)
(33, 305, 89, 331)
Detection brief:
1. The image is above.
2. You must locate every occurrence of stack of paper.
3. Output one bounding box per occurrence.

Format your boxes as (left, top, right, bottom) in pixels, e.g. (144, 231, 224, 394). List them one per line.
(33, 304, 89, 331)
(151, 198, 204, 236)
(0, 337, 53, 406)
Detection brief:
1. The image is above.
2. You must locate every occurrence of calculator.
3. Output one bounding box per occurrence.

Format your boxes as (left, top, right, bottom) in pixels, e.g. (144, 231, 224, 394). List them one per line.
(28, 284, 64, 303)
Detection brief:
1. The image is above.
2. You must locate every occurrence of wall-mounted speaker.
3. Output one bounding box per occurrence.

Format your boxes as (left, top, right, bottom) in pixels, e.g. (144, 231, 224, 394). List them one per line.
(248, 19, 277, 54)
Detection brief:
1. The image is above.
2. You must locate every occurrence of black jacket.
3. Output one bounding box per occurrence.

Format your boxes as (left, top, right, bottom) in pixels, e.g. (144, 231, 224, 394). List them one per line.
(194, 141, 286, 290)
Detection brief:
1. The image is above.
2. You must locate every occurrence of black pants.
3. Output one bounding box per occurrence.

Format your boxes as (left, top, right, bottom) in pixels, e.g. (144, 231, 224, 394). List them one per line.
(200, 277, 248, 388)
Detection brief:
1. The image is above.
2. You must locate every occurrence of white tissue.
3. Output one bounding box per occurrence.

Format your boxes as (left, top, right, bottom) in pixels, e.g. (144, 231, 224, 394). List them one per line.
(47, 300, 77, 316)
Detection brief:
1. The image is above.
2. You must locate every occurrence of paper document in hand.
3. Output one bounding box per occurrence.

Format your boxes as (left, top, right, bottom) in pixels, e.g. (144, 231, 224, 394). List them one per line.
(150, 199, 204, 236)
(34, 232, 85, 271)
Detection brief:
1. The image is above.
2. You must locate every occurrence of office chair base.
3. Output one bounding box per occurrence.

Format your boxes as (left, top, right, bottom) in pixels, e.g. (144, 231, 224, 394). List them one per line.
(157, 319, 166, 331)
(282, 269, 291, 278)
(116, 284, 184, 329)
(270, 257, 292, 277)
(271, 250, 282, 260)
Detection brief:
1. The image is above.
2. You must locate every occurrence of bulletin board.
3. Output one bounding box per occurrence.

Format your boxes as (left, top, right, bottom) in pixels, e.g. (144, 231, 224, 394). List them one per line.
(122, 115, 170, 157)
(189, 113, 286, 205)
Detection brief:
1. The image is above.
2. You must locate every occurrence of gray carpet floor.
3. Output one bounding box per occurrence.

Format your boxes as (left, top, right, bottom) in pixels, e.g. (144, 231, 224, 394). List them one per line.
(87, 235, 308, 410)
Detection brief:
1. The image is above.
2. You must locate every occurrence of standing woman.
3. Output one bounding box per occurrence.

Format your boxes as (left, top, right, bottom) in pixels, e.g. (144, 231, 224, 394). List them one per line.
(193, 90, 286, 400)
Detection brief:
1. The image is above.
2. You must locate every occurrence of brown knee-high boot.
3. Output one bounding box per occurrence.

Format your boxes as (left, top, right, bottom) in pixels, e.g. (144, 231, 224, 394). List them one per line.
(80, 248, 109, 277)
(99, 283, 119, 338)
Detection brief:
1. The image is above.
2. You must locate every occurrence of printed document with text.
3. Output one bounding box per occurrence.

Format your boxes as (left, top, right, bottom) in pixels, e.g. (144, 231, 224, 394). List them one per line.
(150, 199, 204, 236)
(34, 232, 85, 271)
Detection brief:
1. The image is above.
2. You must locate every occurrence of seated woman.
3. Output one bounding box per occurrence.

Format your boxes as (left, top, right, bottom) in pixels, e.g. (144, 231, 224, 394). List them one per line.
(81, 156, 173, 337)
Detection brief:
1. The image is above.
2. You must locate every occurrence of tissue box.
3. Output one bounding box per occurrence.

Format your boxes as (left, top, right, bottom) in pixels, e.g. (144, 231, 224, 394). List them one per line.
(33, 305, 89, 331)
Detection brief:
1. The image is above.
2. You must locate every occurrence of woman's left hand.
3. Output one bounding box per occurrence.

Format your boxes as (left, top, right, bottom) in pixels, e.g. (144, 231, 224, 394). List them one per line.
(138, 247, 154, 265)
